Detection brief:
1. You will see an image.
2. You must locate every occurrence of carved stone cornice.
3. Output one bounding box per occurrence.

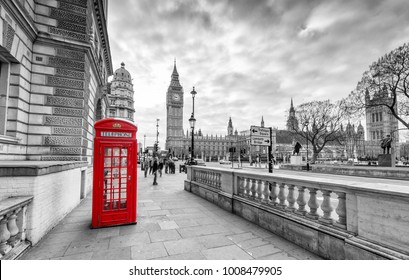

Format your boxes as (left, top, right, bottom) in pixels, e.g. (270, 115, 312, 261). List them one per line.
(93, 0, 112, 76)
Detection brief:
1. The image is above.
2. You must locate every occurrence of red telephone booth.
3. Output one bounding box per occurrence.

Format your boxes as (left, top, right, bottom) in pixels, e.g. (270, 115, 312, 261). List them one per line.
(92, 118, 138, 228)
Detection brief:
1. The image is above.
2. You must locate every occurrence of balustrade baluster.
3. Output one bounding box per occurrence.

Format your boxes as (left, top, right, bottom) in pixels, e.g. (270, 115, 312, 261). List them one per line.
(0, 215, 12, 256)
(335, 192, 347, 229)
(255, 179, 263, 201)
(306, 188, 319, 219)
(319, 190, 334, 224)
(287, 185, 296, 212)
(295, 186, 307, 215)
(248, 178, 254, 199)
(7, 208, 22, 247)
(240, 178, 247, 197)
(262, 180, 270, 204)
(278, 183, 287, 208)
(269, 182, 278, 205)
(16, 205, 28, 241)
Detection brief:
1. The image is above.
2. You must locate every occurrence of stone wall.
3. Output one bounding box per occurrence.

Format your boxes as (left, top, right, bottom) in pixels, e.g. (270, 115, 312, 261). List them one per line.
(0, 161, 88, 244)
(185, 166, 409, 259)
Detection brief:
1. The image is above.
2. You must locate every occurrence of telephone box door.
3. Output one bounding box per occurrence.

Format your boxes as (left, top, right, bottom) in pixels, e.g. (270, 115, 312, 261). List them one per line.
(97, 142, 136, 227)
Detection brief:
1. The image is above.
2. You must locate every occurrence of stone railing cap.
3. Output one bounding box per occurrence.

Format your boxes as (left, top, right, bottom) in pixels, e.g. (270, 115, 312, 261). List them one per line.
(0, 161, 88, 177)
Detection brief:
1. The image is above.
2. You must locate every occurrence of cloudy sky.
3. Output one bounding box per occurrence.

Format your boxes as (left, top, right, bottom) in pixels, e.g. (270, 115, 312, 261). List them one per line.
(107, 0, 409, 147)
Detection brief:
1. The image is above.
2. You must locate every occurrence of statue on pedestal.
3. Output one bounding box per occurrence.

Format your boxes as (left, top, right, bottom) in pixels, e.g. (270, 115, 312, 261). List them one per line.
(293, 142, 302, 155)
(380, 134, 392, 154)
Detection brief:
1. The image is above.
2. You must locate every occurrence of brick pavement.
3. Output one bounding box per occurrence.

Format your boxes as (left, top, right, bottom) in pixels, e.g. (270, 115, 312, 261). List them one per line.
(21, 166, 321, 260)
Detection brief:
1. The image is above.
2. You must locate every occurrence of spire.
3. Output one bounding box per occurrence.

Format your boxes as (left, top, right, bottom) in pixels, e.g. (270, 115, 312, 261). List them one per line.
(172, 58, 179, 77)
(261, 116, 265, 128)
(289, 98, 295, 113)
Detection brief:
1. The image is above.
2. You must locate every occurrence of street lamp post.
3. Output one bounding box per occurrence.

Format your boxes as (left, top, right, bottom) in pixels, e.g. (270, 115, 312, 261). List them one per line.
(155, 119, 160, 155)
(190, 87, 197, 162)
(189, 113, 196, 163)
(304, 120, 310, 171)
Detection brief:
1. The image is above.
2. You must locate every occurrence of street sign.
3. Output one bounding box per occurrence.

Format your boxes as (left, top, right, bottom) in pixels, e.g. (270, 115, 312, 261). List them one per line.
(250, 126, 271, 146)
(250, 126, 271, 137)
(250, 137, 271, 146)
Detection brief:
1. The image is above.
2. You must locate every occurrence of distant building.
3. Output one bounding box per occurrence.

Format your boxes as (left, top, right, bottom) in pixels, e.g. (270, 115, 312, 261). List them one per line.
(107, 62, 135, 121)
(364, 86, 400, 159)
(182, 117, 241, 161)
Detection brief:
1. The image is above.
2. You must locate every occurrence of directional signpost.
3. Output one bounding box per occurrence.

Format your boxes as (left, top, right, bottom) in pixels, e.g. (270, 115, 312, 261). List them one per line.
(250, 125, 273, 173)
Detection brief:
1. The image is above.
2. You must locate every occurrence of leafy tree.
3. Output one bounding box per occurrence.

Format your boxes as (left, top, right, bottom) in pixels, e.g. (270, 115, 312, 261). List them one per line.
(343, 43, 409, 129)
(287, 100, 346, 163)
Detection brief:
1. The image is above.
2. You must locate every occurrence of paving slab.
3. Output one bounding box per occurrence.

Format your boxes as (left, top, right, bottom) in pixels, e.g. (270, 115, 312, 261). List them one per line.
(131, 242, 168, 260)
(21, 166, 323, 260)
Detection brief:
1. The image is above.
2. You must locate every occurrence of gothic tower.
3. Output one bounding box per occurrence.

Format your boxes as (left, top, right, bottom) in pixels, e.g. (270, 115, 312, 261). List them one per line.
(287, 98, 298, 130)
(166, 60, 184, 156)
(228, 117, 233, 136)
(365, 86, 399, 146)
(261, 116, 265, 128)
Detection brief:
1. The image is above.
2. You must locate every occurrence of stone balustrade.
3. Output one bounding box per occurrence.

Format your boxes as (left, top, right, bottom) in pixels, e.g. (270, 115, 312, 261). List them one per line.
(185, 166, 409, 259)
(0, 196, 33, 260)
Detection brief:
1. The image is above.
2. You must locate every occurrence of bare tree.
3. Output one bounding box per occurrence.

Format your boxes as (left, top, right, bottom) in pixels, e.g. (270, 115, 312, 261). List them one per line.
(343, 43, 409, 129)
(288, 100, 346, 163)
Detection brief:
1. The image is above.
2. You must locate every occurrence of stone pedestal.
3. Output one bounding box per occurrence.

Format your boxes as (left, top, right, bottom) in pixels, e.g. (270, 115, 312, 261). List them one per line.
(290, 155, 302, 165)
(378, 154, 392, 167)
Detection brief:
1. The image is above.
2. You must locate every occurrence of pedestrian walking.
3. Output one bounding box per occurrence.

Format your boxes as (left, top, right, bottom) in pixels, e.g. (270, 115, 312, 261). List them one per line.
(165, 159, 169, 174)
(149, 157, 153, 175)
(158, 159, 164, 177)
(152, 156, 158, 185)
(144, 157, 149, 178)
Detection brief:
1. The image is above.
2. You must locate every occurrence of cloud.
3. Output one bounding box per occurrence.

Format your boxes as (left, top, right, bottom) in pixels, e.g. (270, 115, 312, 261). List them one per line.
(107, 0, 409, 147)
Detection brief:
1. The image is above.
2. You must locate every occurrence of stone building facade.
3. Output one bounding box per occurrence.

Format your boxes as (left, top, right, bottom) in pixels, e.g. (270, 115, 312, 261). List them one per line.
(107, 62, 135, 122)
(0, 0, 113, 250)
(0, 0, 112, 163)
(182, 117, 241, 161)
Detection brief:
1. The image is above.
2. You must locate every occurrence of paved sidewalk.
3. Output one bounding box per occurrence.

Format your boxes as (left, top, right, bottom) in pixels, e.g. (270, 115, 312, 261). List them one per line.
(21, 168, 321, 260)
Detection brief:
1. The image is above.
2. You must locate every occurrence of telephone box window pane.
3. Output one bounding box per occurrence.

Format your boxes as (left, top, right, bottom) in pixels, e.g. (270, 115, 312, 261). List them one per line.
(113, 157, 120, 167)
(112, 168, 119, 178)
(112, 178, 119, 188)
(113, 147, 120, 156)
(104, 168, 110, 178)
(113, 190, 119, 200)
(104, 201, 110, 210)
(121, 158, 127, 166)
(121, 148, 128, 156)
(104, 148, 112, 156)
(104, 158, 111, 167)
(120, 169, 127, 177)
(112, 200, 119, 210)
(120, 200, 127, 209)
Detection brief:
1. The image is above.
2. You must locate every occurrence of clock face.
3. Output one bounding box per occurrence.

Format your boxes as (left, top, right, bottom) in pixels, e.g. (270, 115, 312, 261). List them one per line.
(172, 94, 180, 101)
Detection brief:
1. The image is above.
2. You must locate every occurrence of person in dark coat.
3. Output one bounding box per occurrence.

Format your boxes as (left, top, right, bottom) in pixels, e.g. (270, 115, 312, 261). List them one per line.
(152, 157, 158, 185)
(158, 159, 164, 177)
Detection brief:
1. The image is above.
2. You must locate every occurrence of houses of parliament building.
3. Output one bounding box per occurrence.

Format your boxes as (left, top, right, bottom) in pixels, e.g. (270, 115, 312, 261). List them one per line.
(165, 62, 405, 162)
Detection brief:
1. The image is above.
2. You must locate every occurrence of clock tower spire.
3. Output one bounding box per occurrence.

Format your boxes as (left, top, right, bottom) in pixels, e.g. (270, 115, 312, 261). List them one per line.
(166, 59, 184, 157)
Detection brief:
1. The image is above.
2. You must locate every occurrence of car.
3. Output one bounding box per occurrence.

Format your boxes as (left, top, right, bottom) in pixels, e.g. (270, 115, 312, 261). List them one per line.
(179, 158, 206, 173)
(172, 157, 179, 161)
(219, 159, 231, 165)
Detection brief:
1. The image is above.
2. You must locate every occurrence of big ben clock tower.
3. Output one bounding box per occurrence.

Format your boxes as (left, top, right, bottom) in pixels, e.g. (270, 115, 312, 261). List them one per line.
(166, 60, 184, 156)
